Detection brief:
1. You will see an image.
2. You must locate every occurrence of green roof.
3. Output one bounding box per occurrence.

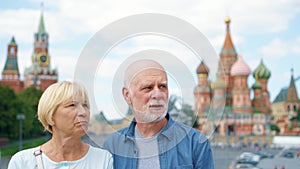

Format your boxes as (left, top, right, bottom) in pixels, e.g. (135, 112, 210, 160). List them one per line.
(273, 87, 288, 103)
(37, 13, 47, 35)
(3, 56, 19, 73)
(9, 36, 16, 45)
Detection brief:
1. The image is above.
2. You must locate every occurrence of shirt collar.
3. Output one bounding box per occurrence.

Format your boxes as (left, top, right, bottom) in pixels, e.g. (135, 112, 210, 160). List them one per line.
(124, 113, 175, 141)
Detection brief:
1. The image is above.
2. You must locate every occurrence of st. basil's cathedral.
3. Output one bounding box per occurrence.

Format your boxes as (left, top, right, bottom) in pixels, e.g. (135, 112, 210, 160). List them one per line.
(194, 17, 299, 136)
(0, 11, 58, 92)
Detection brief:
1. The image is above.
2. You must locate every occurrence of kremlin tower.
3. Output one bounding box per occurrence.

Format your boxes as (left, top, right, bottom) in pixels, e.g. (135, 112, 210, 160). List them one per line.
(0, 37, 23, 92)
(24, 11, 58, 90)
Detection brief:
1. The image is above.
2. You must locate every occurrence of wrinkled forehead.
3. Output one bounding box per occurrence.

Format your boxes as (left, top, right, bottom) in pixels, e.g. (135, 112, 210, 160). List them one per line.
(124, 60, 167, 86)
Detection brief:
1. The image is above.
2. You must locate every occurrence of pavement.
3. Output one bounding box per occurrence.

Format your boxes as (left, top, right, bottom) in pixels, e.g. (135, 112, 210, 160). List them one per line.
(0, 157, 10, 169)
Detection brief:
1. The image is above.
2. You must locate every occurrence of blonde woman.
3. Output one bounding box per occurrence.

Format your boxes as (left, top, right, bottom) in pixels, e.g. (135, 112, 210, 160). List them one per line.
(8, 81, 113, 169)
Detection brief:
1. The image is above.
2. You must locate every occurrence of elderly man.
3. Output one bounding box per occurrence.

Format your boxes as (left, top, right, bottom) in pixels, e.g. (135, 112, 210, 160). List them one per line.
(103, 59, 214, 169)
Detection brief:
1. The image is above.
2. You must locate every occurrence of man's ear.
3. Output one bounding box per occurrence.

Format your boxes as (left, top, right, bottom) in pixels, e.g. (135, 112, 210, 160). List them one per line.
(122, 87, 132, 105)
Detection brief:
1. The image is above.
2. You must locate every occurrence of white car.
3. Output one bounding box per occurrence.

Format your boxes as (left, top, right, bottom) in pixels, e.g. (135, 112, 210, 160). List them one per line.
(236, 152, 260, 166)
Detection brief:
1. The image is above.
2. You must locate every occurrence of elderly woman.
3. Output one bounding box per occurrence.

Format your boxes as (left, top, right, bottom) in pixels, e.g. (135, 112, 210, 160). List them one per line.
(8, 81, 113, 169)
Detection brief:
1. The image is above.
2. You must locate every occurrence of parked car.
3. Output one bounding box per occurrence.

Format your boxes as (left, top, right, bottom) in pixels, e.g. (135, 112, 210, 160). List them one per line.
(236, 152, 260, 166)
(254, 151, 274, 159)
(281, 151, 294, 158)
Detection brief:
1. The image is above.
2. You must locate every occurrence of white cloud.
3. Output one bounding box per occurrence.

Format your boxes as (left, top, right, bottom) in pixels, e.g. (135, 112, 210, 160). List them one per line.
(0, 9, 39, 44)
(292, 36, 300, 54)
(260, 38, 288, 59)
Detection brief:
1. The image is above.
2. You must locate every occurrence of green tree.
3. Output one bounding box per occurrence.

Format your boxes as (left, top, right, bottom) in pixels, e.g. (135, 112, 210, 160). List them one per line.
(0, 85, 19, 138)
(270, 124, 280, 134)
(17, 87, 43, 138)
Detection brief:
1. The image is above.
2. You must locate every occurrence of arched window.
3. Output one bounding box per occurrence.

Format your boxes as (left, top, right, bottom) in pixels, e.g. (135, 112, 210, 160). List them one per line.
(294, 105, 297, 112)
(287, 105, 290, 111)
(10, 47, 14, 54)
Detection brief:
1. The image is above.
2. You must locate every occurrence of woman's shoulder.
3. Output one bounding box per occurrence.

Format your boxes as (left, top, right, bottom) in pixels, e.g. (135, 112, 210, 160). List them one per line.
(88, 145, 112, 156)
(12, 146, 40, 159)
(8, 146, 40, 169)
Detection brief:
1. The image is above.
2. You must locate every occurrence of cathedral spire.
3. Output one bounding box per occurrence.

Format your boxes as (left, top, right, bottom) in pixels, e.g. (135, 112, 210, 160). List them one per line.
(220, 16, 237, 55)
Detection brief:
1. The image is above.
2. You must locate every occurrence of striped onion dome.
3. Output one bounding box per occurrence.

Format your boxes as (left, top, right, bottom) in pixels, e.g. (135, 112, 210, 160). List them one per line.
(196, 61, 209, 74)
(253, 60, 271, 79)
(252, 80, 262, 89)
(230, 55, 251, 76)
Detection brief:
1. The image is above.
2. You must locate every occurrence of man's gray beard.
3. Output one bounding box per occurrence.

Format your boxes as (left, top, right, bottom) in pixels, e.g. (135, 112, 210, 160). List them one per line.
(132, 102, 168, 123)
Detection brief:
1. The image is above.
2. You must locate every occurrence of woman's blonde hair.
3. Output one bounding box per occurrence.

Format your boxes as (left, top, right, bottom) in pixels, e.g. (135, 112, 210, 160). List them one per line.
(37, 81, 90, 133)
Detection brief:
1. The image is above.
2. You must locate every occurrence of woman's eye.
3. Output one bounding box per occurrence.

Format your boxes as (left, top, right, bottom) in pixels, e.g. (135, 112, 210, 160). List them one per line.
(68, 104, 76, 107)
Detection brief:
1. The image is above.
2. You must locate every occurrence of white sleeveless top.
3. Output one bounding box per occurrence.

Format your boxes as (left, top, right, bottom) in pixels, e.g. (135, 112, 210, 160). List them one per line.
(8, 145, 113, 169)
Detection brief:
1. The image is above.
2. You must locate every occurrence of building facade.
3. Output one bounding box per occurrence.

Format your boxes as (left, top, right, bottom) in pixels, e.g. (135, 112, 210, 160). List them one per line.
(271, 71, 300, 134)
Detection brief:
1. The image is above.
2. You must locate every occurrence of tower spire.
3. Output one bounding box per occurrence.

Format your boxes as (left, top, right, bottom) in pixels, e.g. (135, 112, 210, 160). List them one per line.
(41, 2, 44, 13)
(38, 2, 46, 35)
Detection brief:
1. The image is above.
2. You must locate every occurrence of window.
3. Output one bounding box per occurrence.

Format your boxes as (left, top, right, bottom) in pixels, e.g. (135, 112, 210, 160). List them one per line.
(10, 47, 14, 54)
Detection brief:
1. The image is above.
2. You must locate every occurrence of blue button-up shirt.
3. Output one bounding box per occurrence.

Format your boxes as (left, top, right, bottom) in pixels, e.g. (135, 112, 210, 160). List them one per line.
(103, 114, 214, 169)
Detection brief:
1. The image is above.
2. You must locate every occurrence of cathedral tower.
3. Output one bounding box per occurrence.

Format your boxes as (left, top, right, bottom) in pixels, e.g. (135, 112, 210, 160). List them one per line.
(194, 61, 211, 114)
(253, 59, 271, 114)
(217, 17, 238, 106)
(230, 55, 252, 135)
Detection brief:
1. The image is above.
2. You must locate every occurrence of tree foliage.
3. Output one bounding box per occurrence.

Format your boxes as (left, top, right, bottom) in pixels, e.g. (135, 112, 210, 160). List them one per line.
(17, 87, 43, 137)
(0, 85, 44, 139)
(0, 85, 19, 138)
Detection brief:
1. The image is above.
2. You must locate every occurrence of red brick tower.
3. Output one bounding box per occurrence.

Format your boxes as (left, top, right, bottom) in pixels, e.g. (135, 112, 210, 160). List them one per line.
(24, 11, 58, 90)
(0, 37, 23, 92)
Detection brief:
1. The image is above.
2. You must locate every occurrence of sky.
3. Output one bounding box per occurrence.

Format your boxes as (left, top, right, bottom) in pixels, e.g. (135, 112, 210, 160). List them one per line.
(0, 0, 300, 120)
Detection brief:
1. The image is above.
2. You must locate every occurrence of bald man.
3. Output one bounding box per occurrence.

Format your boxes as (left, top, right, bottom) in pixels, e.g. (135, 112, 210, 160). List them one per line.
(103, 59, 214, 169)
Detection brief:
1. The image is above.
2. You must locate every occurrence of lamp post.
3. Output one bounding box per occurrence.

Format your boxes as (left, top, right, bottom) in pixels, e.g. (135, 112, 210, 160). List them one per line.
(16, 114, 25, 151)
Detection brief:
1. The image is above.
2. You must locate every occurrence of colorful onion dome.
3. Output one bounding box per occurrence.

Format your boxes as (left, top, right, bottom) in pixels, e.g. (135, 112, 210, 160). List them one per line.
(253, 60, 271, 79)
(212, 76, 226, 89)
(196, 61, 209, 74)
(252, 80, 262, 89)
(230, 55, 251, 76)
